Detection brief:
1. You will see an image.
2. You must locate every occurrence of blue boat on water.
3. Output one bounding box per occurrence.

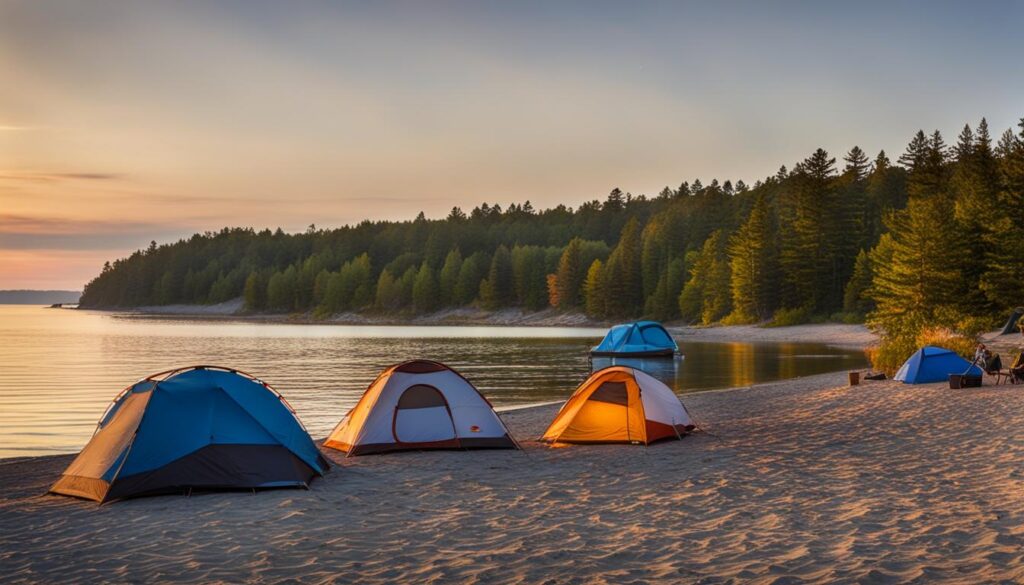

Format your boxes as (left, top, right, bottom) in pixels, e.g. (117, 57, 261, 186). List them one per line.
(590, 321, 678, 358)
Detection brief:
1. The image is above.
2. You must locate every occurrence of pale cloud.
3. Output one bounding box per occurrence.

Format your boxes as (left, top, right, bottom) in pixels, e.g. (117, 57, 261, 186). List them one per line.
(0, 171, 125, 182)
(0, 214, 194, 251)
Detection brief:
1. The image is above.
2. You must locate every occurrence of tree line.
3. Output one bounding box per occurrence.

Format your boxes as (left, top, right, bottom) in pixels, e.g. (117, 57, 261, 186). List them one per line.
(81, 117, 1024, 362)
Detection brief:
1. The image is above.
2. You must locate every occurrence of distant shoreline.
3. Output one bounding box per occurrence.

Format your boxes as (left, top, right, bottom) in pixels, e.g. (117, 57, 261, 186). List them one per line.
(76, 299, 880, 350)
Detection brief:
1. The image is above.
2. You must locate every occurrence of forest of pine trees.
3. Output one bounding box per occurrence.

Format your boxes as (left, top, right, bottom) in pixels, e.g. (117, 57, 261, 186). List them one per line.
(81, 117, 1024, 366)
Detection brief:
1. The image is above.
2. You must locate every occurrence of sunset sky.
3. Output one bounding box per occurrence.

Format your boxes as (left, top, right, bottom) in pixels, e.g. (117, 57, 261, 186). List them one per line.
(2, 0, 1023, 289)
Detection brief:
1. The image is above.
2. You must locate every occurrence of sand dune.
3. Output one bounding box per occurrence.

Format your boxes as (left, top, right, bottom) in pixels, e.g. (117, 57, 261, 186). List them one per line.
(3, 372, 1024, 583)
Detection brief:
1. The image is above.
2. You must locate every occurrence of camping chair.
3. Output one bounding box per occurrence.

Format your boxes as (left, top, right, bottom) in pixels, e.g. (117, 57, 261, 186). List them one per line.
(983, 354, 1009, 385)
(1010, 352, 1024, 385)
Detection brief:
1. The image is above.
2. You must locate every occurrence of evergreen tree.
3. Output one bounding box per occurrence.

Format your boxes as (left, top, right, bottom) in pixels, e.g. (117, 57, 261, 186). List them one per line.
(243, 271, 263, 310)
(865, 150, 906, 242)
(266, 265, 298, 311)
(728, 194, 777, 322)
(679, 231, 732, 324)
(438, 248, 463, 307)
(980, 119, 1024, 309)
(455, 252, 487, 306)
(554, 238, 584, 309)
(375, 269, 399, 310)
(900, 129, 948, 199)
(512, 245, 549, 310)
(842, 249, 874, 315)
(645, 258, 685, 321)
(412, 262, 439, 313)
(840, 146, 871, 260)
(583, 259, 607, 318)
(868, 195, 971, 340)
(603, 218, 643, 317)
(780, 148, 838, 311)
(950, 120, 1000, 310)
(480, 245, 514, 309)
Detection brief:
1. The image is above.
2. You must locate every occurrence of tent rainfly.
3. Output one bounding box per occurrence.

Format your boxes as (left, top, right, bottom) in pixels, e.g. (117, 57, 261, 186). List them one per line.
(324, 360, 519, 456)
(894, 346, 982, 384)
(50, 366, 329, 503)
(590, 321, 678, 357)
(542, 366, 694, 445)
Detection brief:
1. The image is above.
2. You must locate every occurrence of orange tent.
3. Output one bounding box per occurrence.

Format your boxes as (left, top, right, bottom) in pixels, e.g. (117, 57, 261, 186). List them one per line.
(541, 366, 694, 445)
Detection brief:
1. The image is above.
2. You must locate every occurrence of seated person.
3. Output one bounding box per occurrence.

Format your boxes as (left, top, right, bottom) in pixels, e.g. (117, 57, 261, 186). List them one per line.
(1011, 352, 1024, 384)
(975, 345, 994, 370)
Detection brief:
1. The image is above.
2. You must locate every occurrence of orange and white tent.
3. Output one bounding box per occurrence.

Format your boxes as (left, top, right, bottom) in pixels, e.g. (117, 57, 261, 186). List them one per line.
(324, 360, 519, 456)
(541, 366, 694, 445)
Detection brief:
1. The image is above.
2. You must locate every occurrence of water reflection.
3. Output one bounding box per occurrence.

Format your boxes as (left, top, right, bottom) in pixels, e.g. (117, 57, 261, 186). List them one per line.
(590, 355, 683, 382)
(0, 306, 866, 458)
(593, 341, 865, 392)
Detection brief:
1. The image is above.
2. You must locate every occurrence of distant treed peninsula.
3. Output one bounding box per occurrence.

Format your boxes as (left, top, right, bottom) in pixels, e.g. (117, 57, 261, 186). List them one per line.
(81, 118, 1024, 367)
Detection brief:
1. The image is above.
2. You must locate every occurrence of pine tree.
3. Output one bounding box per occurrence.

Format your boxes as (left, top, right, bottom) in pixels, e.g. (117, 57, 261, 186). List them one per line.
(840, 146, 871, 258)
(678, 231, 732, 325)
(645, 258, 685, 320)
(412, 262, 439, 313)
(603, 218, 643, 317)
(640, 220, 665, 300)
(780, 148, 838, 312)
(398, 266, 417, 308)
(546, 273, 559, 308)
(511, 245, 548, 309)
(865, 150, 906, 242)
(243, 271, 263, 311)
(702, 234, 733, 325)
(481, 245, 514, 309)
(554, 238, 584, 308)
(728, 194, 777, 322)
(583, 259, 607, 318)
(900, 130, 948, 199)
(677, 250, 705, 323)
(455, 252, 487, 306)
(375, 269, 399, 309)
(950, 120, 1000, 311)
(842, 249, 874, 315)
(868, 195, 972, 340)
(438, 248, 463, 307)
(266, 266, 298, 311)
(980, 119, 1024, 309)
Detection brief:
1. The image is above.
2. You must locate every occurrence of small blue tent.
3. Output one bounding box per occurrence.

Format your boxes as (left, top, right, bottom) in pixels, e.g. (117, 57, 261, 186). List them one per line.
(591, 321, 678, 357)
(51, 366, 329, 502)
(894, 346, 982, 384)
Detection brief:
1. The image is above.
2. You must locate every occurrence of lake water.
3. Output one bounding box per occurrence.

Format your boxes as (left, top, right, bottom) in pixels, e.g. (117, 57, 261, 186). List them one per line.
(0, 305, 867, 459)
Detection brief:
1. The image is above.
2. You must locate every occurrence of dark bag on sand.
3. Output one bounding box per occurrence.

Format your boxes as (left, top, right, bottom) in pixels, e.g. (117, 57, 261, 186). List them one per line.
(949, 374, 982, 389)
(864, 372, 886, 381)
(985, 354, 1003, 374)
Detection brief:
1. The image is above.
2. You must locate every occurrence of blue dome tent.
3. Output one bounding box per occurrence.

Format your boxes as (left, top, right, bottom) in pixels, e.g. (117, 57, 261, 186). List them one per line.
(894, 346, 982, 384)
(50, 366, 329, 503)
(591, 321, 678, 357)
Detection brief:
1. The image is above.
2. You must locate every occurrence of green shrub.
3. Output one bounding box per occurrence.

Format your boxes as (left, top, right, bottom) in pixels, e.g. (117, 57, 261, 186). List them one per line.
(916, 327, 978, 359)
(830, 311, 865, 324)
(720, 311, 754, 326)
(765, 306, 814, 328)
(866, 327, 979, 375)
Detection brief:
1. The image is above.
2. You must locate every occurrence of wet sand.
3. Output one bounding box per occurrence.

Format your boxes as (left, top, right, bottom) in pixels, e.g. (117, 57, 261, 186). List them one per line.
(4, 371, 1024, 583)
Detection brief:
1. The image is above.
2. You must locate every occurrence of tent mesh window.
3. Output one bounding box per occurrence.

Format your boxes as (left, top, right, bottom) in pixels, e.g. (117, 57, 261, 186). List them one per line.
(588, 381, 629, 405)
(396, 384, 448, 409)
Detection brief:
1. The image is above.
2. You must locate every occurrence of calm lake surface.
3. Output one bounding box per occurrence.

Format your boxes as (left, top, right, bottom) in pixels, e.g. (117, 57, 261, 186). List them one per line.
(0, 305, 867, 458)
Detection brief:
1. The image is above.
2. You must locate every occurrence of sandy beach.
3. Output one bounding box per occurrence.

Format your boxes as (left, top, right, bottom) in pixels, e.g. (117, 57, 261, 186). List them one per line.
(4, 370, 1024, 584)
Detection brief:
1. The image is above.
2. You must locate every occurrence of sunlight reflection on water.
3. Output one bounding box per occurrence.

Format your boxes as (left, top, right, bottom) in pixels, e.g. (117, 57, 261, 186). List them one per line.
(0, 305, 866, 458)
